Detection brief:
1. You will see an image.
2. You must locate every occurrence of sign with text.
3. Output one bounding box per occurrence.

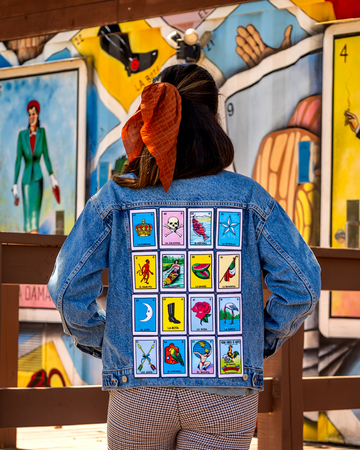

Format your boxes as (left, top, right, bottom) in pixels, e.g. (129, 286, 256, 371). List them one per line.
(19, 285, 56, 309)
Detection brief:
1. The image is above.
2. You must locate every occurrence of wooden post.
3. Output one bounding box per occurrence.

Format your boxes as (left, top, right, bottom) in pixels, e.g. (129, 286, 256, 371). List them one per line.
(0, 245, 20, 448)
(257, 325, 304, 450)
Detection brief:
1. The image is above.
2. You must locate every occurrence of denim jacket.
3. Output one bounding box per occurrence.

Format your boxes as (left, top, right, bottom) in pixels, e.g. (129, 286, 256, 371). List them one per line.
(48, 171, 321, 391)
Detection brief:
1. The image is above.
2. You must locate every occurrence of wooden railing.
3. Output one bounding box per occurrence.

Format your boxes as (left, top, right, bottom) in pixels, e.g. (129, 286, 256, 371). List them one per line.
(0, 233, 360, 449)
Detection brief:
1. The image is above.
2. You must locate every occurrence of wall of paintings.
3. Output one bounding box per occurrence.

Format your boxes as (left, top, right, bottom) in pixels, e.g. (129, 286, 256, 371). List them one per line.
(1, 0, 360, 444)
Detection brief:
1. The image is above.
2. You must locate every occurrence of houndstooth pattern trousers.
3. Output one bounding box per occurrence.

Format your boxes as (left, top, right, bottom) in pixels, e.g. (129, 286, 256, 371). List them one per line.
(107, 387, 258, 450)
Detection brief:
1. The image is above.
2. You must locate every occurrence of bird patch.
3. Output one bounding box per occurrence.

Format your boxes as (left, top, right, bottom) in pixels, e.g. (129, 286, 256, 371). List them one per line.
(217, 295, 242, 335)
(218, 337, 243, 378)
(161, 338, 187, 377)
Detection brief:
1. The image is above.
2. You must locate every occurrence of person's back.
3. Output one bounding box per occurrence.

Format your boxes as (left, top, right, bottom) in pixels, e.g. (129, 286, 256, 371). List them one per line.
(48, 63, 320, 450)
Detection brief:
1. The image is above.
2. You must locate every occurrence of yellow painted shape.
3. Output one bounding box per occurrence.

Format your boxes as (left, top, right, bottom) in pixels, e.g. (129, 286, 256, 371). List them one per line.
(317, 412, 344, 443)
(291, 0, 336, 21)
(303, 417, 318, 441)
(134, 254, 157, 290)
(332, 35, 360, 250)
(72, 21, 175, 112)
(161, 296, 186, 332)
(17, 341, 71, 387)
(190, 253, 213, 290)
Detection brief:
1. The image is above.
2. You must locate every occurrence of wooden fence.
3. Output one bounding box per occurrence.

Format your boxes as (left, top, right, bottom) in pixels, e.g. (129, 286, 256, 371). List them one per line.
(0, 234, 360, 449)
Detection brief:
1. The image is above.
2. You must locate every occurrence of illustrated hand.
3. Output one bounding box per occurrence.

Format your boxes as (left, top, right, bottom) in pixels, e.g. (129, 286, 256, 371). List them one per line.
(344, 110, 359, 133)
(12, 184, 18, 199)
(50, 173, 59, 189)
(236, 24, 292, 68)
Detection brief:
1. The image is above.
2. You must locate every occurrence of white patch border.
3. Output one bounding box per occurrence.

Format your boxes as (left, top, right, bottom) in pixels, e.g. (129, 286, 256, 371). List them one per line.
(217, 336, 244, 378)
(188, 208, 214, 249)
(216, 208, 243, 250)
(159, 208, 187, 249)
(133, 337, 160, 378)
(132, 252, 159, 294)
(189, 336, 216, 378)
(130, 209, 158, 250)
(161, 336, 188, 378)
(217, 294, 243, 336)
(132, 294, 158, 336)
(160, 251, 187, 292)
(189, 293, 216, 335)
(160, 294, 187, 336)
(188, 251, 215, 292)
(216, 251, 242, 293)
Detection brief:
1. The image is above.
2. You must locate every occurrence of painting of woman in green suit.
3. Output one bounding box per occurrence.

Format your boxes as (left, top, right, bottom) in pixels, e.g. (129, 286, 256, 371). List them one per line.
(13, 100, 59, 233)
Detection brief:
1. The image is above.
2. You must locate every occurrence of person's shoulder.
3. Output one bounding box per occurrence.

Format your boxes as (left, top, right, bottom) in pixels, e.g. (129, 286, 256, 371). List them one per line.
(90, 179, 130, 217)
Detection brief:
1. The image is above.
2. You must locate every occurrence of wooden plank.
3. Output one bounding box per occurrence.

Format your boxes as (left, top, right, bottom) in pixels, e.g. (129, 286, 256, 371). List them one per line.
(0, 232, 66, 246)
(0, 386, 109, 428)
(0, 0, 252, 41)
(0, 249, 19, 447)
(312, 246, 360, 290)
(303, 376, 360, 411)
(0, 379, 272, 429)
(0, 0, 104, 20)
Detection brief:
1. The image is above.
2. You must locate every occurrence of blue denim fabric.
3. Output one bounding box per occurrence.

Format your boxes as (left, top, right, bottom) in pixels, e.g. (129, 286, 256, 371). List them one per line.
(48, 171, 321, 391)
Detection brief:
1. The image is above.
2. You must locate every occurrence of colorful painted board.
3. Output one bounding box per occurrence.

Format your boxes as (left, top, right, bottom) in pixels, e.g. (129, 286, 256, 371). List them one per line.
(160, 208, 186, 248)
(132, 295, 158, 335)
(161, 337, 187, 377)
(189, 294, 215, 335)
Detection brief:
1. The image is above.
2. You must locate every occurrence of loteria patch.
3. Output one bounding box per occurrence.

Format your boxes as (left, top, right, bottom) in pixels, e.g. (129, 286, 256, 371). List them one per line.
(132, 253, 158, 293)
(189, 252, 214, 291)
(160, 208, 186, 248)
(189, 294, 215, 335)
(161, 337, 188, 377)
(216, 209, 243, 249)
(132, 295, 158, 335)
(218, 295, 242, 335)
(218, 337, 243, 378)
(130, 209, 157, 250)
(133, 337, 159, 378)
(217, 252, 241, 292)
(189, 337, 216, 378)
(160, 251, 186, 291)
(188, 208, 214, 248)
(160, 295, 187, 335)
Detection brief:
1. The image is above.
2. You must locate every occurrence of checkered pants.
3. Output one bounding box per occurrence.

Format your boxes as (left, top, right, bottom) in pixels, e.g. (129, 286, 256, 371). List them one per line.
(107, 387, 258, 450)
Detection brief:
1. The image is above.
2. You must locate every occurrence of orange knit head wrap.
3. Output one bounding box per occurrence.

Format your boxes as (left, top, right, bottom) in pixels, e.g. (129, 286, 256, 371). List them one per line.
(121, 82, 182, 192)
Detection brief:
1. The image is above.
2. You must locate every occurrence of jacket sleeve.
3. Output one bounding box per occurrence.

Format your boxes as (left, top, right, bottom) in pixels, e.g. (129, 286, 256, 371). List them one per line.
(47, 198, 111, 358)
(258, 201, 321, 359)
(41, 129, 53, 176)
(14, 133, 23, 184)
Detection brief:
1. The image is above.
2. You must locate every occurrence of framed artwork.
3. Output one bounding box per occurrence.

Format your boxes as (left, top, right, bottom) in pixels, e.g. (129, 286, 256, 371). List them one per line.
(321, 21, 360, 338)
(0, 58, 87, 235)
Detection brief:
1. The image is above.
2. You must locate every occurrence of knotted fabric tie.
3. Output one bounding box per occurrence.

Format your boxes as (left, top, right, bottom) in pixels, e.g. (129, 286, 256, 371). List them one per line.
(121, 82, 182, 192)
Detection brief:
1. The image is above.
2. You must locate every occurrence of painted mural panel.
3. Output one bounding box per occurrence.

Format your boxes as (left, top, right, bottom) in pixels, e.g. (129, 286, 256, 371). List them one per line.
(0, 60, 86, 234)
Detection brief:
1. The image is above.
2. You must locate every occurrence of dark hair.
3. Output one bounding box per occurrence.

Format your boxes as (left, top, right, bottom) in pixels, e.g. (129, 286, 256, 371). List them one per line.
(28, 106, 40, 128)
(112, 64, 234, 189)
